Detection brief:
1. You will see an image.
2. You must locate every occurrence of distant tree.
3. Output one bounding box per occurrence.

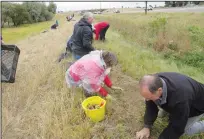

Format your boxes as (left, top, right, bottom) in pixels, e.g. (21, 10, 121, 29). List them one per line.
(1, 1, 56, 27)
(44, 10, 54, 21)
(23, 2, 42, 23)
(10, 4, 30, 26)
(193, 1, 200, 5)
(39, 3, 47, 22)
(23, 2, 55, 22)
(39, 2, 54, 22)
(165, 1, 197, 7)
(47, 2, 57, 14)
(1, 2, 13, 27)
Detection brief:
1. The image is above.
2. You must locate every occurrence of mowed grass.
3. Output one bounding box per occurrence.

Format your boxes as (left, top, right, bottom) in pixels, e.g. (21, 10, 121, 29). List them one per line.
(1, 13, 67, 44)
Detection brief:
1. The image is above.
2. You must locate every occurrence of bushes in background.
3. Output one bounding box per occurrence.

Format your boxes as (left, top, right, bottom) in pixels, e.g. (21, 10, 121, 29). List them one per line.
(1, 2, 57, 27)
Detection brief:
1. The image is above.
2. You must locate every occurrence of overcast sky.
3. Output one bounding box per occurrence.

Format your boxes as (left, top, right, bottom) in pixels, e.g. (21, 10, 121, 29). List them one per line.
(12, 1, 165, 11)
(54, 2, 165, 11)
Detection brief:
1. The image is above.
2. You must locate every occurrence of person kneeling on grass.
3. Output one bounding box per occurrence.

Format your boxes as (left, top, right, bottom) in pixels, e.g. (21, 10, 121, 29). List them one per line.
(136, 72, 204, 139)
(65, 50, 123, 100)
(51, 24, 58, 29)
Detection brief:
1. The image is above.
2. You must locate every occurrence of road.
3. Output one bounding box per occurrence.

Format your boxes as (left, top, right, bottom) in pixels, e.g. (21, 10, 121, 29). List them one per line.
(121, 6, 204, 13)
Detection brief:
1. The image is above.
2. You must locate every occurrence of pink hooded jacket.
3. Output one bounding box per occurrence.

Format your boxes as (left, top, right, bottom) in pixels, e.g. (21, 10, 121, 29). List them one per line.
(65, 50, 112, 96)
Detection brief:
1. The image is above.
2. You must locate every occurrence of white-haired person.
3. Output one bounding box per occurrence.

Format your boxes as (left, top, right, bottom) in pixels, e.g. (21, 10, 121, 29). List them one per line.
(71, 12, 95, 60)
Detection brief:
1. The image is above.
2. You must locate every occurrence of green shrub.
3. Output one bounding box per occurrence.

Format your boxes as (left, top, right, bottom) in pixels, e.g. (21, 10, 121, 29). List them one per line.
(149, 17, 167, 37)
(188, 25, 204, 48)
(180, 51, 204, 70)
(167, 41, 178, 51)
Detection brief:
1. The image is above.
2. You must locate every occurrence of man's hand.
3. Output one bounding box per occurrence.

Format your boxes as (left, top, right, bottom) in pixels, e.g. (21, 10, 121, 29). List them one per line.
(136, 128, 150, 139)
(111, 86, 123, 91)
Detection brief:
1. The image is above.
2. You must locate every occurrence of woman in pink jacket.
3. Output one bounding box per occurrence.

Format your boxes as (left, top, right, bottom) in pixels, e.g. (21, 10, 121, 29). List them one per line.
(65, 50, 122, 99)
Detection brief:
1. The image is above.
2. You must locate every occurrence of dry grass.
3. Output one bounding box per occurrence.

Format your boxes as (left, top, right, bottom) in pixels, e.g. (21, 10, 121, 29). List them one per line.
(2, 15, 145, 139)
(2, 17, 76, 138)
(2, 13, 204, 139)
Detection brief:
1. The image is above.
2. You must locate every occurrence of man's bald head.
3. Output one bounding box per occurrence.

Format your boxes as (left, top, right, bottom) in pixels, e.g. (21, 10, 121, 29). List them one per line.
(139, 74, 163, 94)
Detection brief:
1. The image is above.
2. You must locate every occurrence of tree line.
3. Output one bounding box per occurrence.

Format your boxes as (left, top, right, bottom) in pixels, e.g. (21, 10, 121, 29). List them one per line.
(1, 2, 57, 27)
(165, 1, 201, 7)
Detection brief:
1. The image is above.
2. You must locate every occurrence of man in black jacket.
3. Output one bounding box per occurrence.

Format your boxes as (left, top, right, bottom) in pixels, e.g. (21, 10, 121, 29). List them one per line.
(136, 72, 204, 139)
(71, 12, 95, 60)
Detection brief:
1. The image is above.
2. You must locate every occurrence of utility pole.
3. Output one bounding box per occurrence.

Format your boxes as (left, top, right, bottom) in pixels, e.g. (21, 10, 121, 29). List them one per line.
(100, 2, 101, 11)
(145, 1, 147, 15)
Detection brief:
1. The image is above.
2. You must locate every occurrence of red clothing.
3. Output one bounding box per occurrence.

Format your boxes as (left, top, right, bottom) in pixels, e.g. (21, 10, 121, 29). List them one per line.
(94, 22, 109, 40)
(66, 50, 112, 97)
(70, 68, 112, 97)
(70, 69, 112, 97)
(98, 75, 112, 97)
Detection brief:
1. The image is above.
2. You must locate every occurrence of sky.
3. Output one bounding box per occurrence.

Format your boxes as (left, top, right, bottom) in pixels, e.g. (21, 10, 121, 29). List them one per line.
(54, 2, 165, 11)
(12, 1, 165, 12)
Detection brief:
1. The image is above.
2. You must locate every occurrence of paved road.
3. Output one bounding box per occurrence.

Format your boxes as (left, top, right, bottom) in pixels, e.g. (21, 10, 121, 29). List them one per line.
(122, 6, 204, 13)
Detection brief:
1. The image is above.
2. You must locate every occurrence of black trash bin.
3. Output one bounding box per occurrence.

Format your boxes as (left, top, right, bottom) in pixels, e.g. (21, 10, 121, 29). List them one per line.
(1, 44, 20, 83)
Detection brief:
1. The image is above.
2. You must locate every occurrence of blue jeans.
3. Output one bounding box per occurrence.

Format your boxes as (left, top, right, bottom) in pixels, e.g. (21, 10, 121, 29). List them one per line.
(159, 109, 204, 136)
(72, 53, 82, 60)
(184, 114, 204, 135)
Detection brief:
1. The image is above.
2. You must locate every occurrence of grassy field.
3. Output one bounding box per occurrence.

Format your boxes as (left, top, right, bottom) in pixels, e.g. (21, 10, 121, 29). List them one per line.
(94, 12, 204, 138)
(1, 13, 67, 44)
(2, 12, 204, 139)
(96, 12, 204, 74)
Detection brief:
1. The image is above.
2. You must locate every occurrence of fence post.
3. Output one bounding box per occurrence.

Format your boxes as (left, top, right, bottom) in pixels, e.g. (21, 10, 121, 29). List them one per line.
(145, 1, 147, 15)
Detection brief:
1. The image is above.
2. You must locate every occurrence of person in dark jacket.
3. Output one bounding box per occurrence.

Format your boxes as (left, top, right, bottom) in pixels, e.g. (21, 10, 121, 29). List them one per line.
(136, 72, 204, 139)
(71, 12, 94, 60)
(57, 35, 73, 62)
(51, 24, 58, 29)
(93, 21, 110, 41)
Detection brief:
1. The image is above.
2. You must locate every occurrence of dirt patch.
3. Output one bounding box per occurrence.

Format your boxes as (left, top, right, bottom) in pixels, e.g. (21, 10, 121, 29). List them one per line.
(98, 64, 145, 138)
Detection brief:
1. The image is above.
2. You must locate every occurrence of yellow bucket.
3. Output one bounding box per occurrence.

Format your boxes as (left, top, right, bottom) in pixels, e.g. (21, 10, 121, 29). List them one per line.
(82, 96, 106, 122)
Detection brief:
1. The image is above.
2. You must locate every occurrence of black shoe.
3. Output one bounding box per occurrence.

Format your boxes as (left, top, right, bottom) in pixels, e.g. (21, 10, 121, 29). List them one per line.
(58, 52, 69, 63)
(57, 54, 64, 62)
